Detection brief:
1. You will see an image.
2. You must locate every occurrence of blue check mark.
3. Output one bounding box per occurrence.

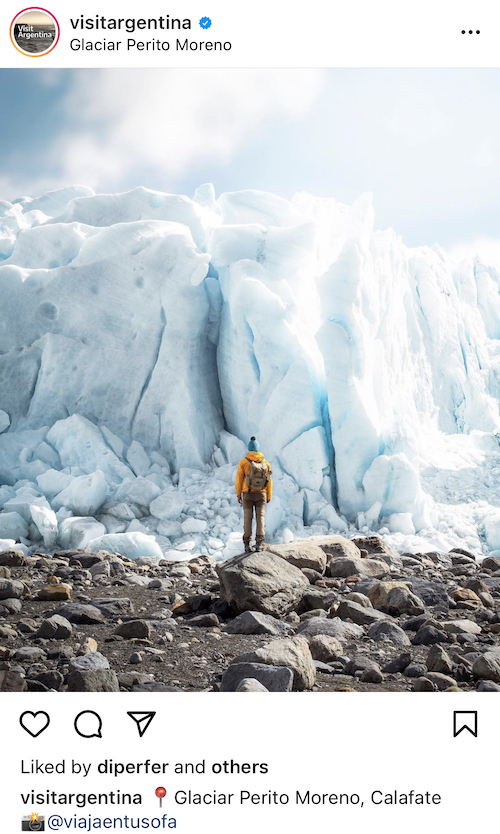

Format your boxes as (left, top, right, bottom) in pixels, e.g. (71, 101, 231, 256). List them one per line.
(199, 16, 212, 29)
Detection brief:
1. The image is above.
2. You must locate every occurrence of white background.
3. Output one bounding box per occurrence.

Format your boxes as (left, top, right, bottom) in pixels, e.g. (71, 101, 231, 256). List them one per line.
(1, 693, 494, 833)
(1, 0, 500, 68)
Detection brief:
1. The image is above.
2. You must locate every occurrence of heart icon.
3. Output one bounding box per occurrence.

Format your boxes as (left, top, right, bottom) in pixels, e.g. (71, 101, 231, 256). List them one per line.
(20, 711, 50, 738)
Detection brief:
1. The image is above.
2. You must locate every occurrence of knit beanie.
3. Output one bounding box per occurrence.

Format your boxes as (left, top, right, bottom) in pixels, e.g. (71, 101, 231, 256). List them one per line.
(248, 436, 260, 452)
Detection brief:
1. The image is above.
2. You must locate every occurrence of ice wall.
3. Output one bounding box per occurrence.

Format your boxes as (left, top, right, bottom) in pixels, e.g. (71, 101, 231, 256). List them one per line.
(1, 184, 500, 559)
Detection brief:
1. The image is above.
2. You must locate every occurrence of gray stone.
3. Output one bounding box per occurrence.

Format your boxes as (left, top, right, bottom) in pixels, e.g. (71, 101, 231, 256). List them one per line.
(265, 542, 327, 574)
(36, 670, 64, 690)
(0, 578, 24, 600)
(412, 625, 448, 645)
(360, 665, 384, 684)
(0, 598, 22, 614)
(472, 650, 500, 682)
(310, 535, 362, 561)
(56, 603, 106, 624)
(220, 662, 294, 692)
(425, 672, 457, 690)
(67, 669, 119, 692)
(296, 616, 363, 642)
(129, 652, 143, 664)
(477, 680, 500, 691)
(442, 619, 481, 635)
(329, 557, 387, 579)
(217, 550, 308, 617)
(308, 634, 344, 662)
(0, 669, 26, 691)
(345, 592, 373, 608)
(413, 676, 435, 691)
(382, 652, 412, 673)
(115, 620, 151, 639)
(404, 663, 428, 678)
(224, 611, 293, 637)
(187, 613, 220, 627)
(368, 620, 411, 645)
(15, 647, 47, 662)
(232, 636, 316, 690)
(426, 645, 454, 675)
(482, 556, 500, 572)
(299, 587, 338, 611)
(409, 579, 449, 607)
(37, 614, 73, 640)
(235, 678, 270, 692)
(70, 651, 110, 672)
(0, 551, 26, 567)
(92, 598, 134, 617)
(337, 599, 388, 626)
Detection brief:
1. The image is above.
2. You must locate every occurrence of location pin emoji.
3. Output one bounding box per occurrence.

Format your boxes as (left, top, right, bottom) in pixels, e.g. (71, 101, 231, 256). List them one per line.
(155, 787, 167, 808)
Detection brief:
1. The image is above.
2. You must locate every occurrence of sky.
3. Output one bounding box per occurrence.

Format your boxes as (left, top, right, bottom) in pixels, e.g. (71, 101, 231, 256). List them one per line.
(2, 68, 500, 258)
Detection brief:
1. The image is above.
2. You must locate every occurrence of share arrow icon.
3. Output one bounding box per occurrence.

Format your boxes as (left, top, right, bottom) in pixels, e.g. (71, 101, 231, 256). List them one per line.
(127, 712, 157, 738)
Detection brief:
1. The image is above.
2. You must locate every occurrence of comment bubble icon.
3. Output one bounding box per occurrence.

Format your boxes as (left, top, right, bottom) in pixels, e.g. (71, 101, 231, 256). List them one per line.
(74, 710, 103, 739)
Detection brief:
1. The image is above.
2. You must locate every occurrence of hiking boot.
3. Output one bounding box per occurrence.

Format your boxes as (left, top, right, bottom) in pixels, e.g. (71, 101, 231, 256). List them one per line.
(243, 542, 252, 554)
(255, 541, 264, 552)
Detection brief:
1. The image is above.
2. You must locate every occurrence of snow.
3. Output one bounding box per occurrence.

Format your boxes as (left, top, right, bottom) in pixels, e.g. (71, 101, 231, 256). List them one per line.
(2, 183, 500, 559)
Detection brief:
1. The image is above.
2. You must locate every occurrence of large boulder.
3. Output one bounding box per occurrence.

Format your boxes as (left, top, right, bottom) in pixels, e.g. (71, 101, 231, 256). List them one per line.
(265, 542, 327, 574)
(368, 621, 411, 645)
(232, 636, 316, 690)
(220, 663, 293, 692)
(329, 557, 387, 579)
(337, 599, 388, 626)
(217, 551, 308, 617)
(0, 578, 24, 600)
(224, 611, 293, 637)
(472, 650, 500, 682)
(368, 581, 425, 615)
(296, 615, 363, 642)
(310, 535, 362, 560)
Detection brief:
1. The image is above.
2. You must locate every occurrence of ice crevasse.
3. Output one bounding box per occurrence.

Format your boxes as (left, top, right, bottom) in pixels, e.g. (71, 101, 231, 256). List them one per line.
(1, 183, 500, 561)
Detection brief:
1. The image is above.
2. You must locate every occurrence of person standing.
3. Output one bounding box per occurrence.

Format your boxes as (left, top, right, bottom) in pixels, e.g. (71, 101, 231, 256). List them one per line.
(235, 437, 272, 553)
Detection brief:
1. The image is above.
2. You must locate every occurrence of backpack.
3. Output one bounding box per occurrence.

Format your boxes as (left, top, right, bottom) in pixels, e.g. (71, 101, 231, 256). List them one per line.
(245, 459, 270, 492)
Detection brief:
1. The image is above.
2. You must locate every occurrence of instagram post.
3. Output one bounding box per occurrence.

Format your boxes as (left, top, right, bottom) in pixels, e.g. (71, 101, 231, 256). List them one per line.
(1, 65, 500, 695)
(0, 2, 498, 832)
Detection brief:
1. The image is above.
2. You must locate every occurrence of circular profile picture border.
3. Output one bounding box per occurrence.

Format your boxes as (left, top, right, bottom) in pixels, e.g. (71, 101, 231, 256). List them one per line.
(10, 7, 60, 57)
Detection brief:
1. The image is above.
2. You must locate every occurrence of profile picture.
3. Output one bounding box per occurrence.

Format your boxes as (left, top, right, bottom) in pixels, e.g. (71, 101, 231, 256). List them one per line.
(10, 8, 59, 57)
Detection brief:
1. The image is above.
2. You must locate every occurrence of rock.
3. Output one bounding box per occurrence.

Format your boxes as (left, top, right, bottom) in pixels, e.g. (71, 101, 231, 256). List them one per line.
(38, 584, 72, 601)
(220, 663, 294, 692)
(67, 669, 120, 692)
(382, 652, 412, 673)
(345, 592, 373, 608)
(0, 669, 26, 691)
(337, 599, 388, 626)
(216, 551, 308, 617)
(453, 588, 481, 604)
(360, 665, 384, 684)
(235, 678, 270, 692)
(367, 621, 411, 645)
(298, 587, 337, 611)
(426, 645, 454, 675)
(129, 652, 143, 664)
(56, 603, 106, 624)
(92, 598, 134, 617)
(312, 535, 362, 560)
(442, 619, 481, 635)
(352, 536, 399, 557)
(115, 620, 151, 639)
(404, 662, 428, 678)
(0, 551, 26, 567)
(70, 652, 110, 672)
(296, 616, 363, 642)
(368, 582, 425, 615)
(0, 566, 10, 578)
(477, 680, 500, 691)
(0, 578, 24, 600)
(409, 578, 449, 607)
(413, 677, 435, 691)
(0, 598, 22, 614)
(15, 646, 47, 662)
(188, 613, 220, 627)
(482, 556, 500, 571)
(232, 636, 316, 690)
(472, 650, 500, 682)
(36, 615, 73, 640)
(329, 557, 387, 579)
(77, 638, 98, 654)
(36, 670, 64, 690)
(265, 542, 327, 574)
(413, 625, 449, 645)
(425, 672, 457, 690)
(308, 635, 343, 662)
(224, 611, 293, 637)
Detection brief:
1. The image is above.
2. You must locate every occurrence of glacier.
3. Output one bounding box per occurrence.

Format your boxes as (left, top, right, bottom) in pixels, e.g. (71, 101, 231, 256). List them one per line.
(1, 183, 500, 561)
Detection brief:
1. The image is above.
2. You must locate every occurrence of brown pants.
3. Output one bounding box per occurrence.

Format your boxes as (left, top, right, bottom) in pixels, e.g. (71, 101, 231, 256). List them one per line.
(242, 491, 267, 543)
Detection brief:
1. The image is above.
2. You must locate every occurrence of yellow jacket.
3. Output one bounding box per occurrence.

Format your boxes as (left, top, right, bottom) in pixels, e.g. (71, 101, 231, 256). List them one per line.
(236, 452, 272, 501)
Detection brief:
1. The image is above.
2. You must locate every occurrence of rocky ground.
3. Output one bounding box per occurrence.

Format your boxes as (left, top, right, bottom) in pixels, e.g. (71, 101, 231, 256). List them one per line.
(1, 535, 500, 693)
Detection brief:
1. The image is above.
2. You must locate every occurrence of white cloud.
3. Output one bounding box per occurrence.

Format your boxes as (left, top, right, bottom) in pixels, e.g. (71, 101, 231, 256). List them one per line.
(448, 237, 500, 269)
(32, 69, 324, 194)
